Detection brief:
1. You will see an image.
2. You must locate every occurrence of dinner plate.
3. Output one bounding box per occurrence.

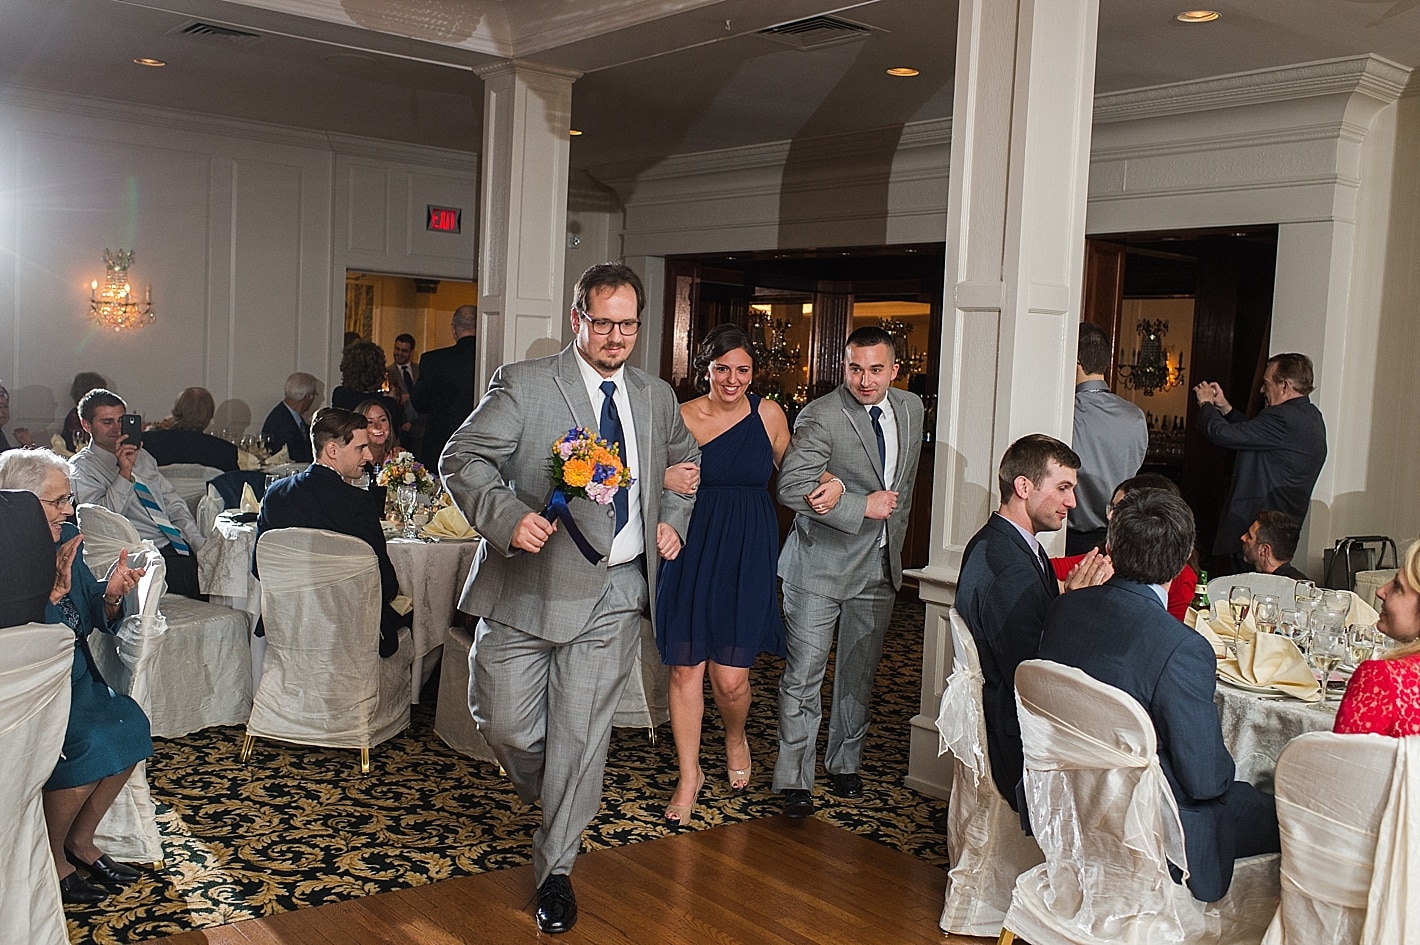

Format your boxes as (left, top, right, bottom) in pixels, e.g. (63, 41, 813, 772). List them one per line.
(1216, 677, 1286, 696)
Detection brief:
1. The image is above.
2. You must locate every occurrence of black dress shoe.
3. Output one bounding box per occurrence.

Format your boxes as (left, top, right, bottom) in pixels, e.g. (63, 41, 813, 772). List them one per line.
(59, 872, 108, 905)
(782, 789, 815, 818)
(831, 772, 864, 799)
(66, 849, 140, 886)
(536, 874, 578, 934)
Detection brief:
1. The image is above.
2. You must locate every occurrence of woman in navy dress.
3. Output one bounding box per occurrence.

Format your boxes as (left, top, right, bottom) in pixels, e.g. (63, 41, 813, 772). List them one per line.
(0, 449, 150, 905)
(655, 325, 791, 824)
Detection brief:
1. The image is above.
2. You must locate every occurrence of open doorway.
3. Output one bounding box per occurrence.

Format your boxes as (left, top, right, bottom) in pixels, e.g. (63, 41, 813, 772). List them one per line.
(1083, 227, 1279, 570)
(344, 271, 477, 364)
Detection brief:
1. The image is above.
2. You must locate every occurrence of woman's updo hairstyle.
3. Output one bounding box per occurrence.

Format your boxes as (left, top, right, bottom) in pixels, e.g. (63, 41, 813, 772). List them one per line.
(692, 324, 758, 395)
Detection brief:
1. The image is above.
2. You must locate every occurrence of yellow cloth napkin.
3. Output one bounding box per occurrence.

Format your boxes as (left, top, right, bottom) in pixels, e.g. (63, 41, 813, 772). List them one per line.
(1188, 609, 1229, 658)
(422, 504, 477, 540)
(389, 594, 413, 617)
(237, 449, 261, 470)
(265, 445, 291, 466)
(1217, 632, 1322, 701)
(239, 483, 261, 513)
(1348, 592, 1380, 627)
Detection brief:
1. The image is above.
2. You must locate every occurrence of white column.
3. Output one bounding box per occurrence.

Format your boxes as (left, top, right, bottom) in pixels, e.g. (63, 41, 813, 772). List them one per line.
(905, 0, 1101, 799)
(475, 60, 582, 388)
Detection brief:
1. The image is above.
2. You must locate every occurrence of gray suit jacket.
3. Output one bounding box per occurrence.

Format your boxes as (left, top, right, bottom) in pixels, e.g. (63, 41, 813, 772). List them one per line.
(440, 345, 699, 643)
(776, 385, 924, 597)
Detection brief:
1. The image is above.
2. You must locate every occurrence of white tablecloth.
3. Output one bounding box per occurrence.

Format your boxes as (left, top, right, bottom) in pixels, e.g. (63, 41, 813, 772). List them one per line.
(197, 518, 477, 703)
(1215, 681, 1338, 787)
(387, 537, 479, 699)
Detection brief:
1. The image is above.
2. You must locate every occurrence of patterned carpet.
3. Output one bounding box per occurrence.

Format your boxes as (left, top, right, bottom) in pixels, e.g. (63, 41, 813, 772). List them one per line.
(65, 597, 945, 944)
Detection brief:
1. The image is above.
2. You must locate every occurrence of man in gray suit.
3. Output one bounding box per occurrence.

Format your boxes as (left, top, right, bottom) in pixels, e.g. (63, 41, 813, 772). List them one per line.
(441, 263, 698, 934)
(774, 326, 924, 817)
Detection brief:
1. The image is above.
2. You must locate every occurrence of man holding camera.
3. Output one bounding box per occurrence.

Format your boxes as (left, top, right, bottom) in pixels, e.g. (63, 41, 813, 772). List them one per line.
(70, 388, 207, 599)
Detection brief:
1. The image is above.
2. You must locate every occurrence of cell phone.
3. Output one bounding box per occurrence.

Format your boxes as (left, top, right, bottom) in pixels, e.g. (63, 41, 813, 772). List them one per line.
(120, 413, 143, 449)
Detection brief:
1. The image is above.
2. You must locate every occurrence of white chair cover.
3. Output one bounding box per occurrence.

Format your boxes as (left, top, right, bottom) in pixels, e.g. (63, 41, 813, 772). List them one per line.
(433, 624, 496, 763)
(77, 502, 157, 584)
(1208, 573, 1300, 611)
(156, 463, 222, 516)
(1005, 660, 1279, 945)
(0, 623, 76, 945)
(78, 503, 253, 737)
(934, 608, 1042, 935)
(90, 548, 167, 863)
(612, 617, 669, 733)
(196, 484, 225, 537)
(1261, 732, 1418, 945)
(249, 528, 412, 752)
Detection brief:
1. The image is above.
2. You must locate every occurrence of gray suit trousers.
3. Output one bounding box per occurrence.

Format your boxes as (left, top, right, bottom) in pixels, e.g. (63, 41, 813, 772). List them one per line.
(469, 561, 646, 885)
(773, 554, 896, 792)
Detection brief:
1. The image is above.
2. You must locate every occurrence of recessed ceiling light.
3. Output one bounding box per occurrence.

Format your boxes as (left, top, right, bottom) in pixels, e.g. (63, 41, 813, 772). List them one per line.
(133, 57, 167, 67)
(569, 129, 583, 136)
(886, 67, 919, 77)
(1175, 10, 1220, 22)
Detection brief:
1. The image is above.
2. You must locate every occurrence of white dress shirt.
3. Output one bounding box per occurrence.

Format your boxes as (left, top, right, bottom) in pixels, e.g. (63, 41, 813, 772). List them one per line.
(574, 353, 644, 565)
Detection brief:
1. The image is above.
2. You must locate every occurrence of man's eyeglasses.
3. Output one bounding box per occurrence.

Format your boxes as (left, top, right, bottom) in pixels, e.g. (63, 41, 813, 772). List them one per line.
(41, 493, 76, 510)
(581, 316, 640, 336)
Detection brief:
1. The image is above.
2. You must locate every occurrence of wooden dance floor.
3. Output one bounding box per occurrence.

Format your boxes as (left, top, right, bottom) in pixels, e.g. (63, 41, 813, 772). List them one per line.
(148, 817, 990, 944)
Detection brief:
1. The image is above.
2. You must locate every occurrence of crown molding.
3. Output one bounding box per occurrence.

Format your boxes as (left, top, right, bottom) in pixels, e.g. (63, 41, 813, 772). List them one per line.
(0, 86, 474, 170)
(1093, 55, 1412, 124)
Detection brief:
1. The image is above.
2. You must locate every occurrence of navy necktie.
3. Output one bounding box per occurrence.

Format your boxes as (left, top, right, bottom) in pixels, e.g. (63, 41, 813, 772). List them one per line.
(1037, 543, 1053, 583)
(401, 366, 413, 393)
(599, 380, 629, 534)
(869, 405, 886, 477)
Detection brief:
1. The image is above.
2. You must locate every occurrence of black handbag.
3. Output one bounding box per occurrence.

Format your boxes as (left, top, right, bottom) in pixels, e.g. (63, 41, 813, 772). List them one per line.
(1321, 535, 1398, 590)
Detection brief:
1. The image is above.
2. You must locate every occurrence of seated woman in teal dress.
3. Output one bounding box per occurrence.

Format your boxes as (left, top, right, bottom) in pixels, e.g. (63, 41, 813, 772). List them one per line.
(0, 448, 150, 906)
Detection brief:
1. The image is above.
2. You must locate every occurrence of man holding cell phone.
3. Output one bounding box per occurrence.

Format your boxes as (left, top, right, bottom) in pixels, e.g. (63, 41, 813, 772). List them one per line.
(70, 388, 207, 599)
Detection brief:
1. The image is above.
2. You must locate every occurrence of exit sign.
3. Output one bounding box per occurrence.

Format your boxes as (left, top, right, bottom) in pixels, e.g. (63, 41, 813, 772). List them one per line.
(427, 205, 462, 234)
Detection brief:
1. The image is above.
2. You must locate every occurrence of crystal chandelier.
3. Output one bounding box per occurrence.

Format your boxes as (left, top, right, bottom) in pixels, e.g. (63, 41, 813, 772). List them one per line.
(89, 249, 155, 332)
(1117, 319, 1184, 396)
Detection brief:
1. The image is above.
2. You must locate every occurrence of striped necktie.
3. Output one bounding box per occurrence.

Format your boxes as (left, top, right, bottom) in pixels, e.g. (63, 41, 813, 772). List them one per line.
(134, 478, 190, 555)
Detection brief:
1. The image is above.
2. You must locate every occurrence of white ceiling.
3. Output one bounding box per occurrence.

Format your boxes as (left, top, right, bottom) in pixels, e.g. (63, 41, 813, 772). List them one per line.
(1, 0, 1417, 172)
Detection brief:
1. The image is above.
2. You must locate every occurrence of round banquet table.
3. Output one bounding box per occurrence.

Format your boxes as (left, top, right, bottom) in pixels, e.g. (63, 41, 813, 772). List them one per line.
(197, 516, 477, 702)
(1214, 680, 1338, 787)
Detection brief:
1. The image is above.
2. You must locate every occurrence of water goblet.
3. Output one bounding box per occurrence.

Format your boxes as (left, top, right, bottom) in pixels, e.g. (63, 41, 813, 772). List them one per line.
(1347, 624, 1378, 669)
(1254, 595, 1280, 635)
(1278, 609, 1309, 649)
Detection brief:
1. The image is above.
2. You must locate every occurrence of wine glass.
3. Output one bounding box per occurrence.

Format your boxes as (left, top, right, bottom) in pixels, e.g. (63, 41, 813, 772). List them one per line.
(1309, 625, 1347, 706)
(396, 484, 419, 539)
(1279, 609, 1310, 649)
(1254, 595, 1280, 635)
(1321, 589, 1352, 627)
(1294, 580, 1320, 631)
(1228, 586, 1252, 655)
(1348, 624, 1378, 670)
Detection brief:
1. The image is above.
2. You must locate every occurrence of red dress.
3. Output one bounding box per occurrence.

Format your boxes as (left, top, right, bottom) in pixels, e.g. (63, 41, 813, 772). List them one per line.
(1333, 653, 1420, 737)
(1052, 557, 1198, 622)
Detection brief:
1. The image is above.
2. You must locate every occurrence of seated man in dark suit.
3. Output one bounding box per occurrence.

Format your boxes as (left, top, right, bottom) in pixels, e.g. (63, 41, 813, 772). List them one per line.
(256, 407, 407, 656)
(260, 372, 318, 464)
(955, 434, 1108, 812)
(1038, 488, 1280, 903)
(142, 387, 240, 471)
(1240, 509, 1310, 581)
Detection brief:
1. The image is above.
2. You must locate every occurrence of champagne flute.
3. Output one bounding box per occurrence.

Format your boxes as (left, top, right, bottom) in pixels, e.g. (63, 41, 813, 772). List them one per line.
(1228, 586, 1252, 655)
(1309, 625, 1347, 706)
(1254, 595, 1280, 635)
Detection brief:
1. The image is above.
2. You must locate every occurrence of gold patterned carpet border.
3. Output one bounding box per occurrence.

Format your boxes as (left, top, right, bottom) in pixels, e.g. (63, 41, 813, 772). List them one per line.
(65, 599, 945, 944)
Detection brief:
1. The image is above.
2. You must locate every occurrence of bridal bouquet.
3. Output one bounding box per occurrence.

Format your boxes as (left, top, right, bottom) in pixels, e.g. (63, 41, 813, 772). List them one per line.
(376, 452, 437, 494)
(547, 427, 633, 505)
(541, 427, 634, 564)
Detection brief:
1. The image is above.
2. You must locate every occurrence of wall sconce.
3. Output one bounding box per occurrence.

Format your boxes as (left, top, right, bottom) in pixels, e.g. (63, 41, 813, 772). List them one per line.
(89, 249, 155, 332)
(1117, 319, 1185, 396)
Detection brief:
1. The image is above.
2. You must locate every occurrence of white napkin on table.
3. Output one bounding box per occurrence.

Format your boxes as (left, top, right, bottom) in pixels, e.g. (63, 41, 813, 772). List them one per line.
(1217, 632, 1322, 701)
(239, 483, 261, 513)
